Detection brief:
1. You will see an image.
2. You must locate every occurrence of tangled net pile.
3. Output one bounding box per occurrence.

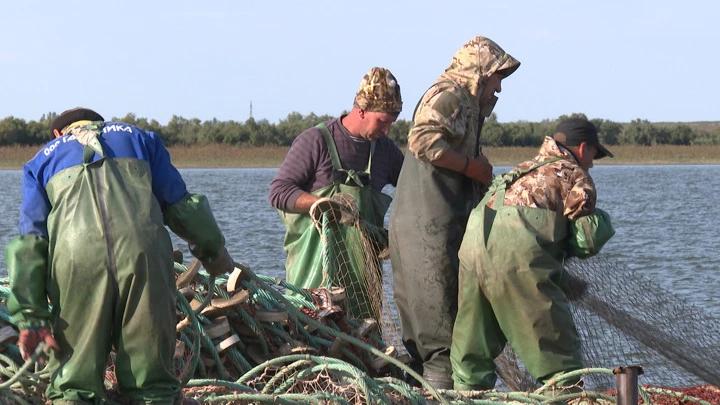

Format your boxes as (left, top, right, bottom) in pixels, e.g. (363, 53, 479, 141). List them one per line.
(0, 261, 584, 404)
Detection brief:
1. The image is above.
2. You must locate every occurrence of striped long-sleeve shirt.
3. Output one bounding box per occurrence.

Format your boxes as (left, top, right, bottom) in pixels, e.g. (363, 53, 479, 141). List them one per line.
(268, 116, 404, 211)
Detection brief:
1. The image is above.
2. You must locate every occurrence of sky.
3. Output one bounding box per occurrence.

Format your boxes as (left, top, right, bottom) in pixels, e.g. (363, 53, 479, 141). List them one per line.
(2, 0, 718, 125)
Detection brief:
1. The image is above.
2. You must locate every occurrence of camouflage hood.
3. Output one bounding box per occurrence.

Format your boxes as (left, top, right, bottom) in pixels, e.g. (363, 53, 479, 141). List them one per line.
(536, 136, 582, 165)
(486, 136, 596, 221)
(437, 36, 520, 101)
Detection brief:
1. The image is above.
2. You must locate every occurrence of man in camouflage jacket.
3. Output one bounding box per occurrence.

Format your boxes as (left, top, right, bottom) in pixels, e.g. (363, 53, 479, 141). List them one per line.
(450, 118, 615, 390)
(388, 36, 520, 388)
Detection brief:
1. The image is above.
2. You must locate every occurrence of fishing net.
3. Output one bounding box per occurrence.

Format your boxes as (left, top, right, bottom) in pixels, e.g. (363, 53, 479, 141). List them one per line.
(308, 193, 405, 357)
(495, 256, 720, 393)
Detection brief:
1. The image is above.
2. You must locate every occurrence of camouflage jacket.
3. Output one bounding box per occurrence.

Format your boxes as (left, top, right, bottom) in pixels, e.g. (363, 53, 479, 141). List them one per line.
(407, 36, 520, 162)
(488, 137, 597, 221)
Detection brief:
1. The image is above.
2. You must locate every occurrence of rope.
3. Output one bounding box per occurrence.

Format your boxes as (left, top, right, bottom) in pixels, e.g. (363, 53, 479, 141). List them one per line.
(2, 269, 718, 404)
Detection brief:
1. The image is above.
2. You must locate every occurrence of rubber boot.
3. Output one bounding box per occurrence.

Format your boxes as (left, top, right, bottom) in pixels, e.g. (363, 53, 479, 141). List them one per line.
(404, 359, 424, 388)
(422, 371, 454, 390)
(453, 373, 497, 391)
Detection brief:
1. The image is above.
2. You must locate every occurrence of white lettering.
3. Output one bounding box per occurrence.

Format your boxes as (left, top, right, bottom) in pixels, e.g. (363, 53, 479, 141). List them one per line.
(43, 140, 61, 156)
(103, 124, 132, 134)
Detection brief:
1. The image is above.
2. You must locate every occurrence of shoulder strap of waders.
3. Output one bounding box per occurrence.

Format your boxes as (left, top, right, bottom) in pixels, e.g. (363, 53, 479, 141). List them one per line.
(83, 140, 105, 164)
(316, 122, 375, 187)
(75, 122, 106, 164)
(491, 157, 564, 208)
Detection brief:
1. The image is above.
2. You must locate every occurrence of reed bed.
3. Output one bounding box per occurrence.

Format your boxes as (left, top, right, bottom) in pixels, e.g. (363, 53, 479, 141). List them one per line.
(167, 145, 288, 168)
(591, 144, 720, 165)
(1, 144, 719, 170)
(0, 146, 40, 170)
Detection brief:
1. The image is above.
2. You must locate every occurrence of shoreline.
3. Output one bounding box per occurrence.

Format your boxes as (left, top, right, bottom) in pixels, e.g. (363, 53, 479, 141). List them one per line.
(4, 161, 720, 170)
(1, 144, 719, 170)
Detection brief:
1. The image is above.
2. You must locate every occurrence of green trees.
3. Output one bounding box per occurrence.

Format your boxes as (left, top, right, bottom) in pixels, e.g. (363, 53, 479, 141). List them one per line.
(1, 112, 718, 147)
(387, 119, 410, 145)
(665, 124, 693, 145)
(0, 117, 24, 145)
(620, 119, 656, 145)
(593, 119, 622, 145)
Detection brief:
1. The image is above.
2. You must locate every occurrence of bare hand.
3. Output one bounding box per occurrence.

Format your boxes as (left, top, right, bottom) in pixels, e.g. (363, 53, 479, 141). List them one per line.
(465, 155, 493, 184)
(19, 327, 59, 362)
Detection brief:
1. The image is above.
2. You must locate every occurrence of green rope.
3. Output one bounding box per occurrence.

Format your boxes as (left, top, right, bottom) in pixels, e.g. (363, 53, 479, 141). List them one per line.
(175, 288, 230, 380)
(260, 359, 314, 394)
(256, 274, 314, 303)
(0, 343, 48, 390)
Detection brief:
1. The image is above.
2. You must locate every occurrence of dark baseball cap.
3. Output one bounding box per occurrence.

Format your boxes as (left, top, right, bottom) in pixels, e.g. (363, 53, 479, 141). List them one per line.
(553, 118, 614, 159)
(50, 107, 104, 136)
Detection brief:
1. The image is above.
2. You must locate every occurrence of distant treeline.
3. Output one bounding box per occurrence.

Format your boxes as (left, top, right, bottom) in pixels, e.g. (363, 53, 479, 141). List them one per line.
(2, 111, 719, 147)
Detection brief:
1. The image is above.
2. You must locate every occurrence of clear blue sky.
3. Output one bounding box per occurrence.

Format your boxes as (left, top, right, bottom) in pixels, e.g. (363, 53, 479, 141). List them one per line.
(2, 0, 718, 125)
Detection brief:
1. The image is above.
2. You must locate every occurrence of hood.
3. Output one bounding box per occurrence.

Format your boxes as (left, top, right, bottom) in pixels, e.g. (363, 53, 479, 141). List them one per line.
(437, 36, 520, 100)
(536, 136, 582, 167)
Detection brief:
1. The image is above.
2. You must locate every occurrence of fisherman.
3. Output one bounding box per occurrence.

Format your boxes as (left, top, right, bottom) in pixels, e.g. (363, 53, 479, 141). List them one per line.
(450, 117, 615, 390)
(5, 107, 234, 404)
(388, 36, 520, 389)
(268, 67, 404, 320)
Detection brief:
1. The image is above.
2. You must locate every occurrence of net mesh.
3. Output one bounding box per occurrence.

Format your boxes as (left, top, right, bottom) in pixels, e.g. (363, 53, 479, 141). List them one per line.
(309, 193, 405, 357)
(495, 256, 720, 392)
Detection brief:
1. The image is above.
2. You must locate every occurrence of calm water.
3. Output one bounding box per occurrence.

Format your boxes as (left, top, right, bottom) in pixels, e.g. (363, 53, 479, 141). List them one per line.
(1, 166, 718, 317)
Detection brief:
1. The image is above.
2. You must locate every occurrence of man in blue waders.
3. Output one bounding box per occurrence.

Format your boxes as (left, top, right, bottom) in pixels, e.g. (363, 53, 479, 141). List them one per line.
(269, 67, 404, 321)
(5, 107, 234, 404)
(451, 117, 616, 391)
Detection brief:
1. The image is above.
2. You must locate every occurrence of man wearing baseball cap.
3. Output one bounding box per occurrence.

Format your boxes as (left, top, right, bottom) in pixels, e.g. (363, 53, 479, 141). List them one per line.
(553, 116, 614, 162)
(450, 117, 615, 392)
(269, 67, 404, 321)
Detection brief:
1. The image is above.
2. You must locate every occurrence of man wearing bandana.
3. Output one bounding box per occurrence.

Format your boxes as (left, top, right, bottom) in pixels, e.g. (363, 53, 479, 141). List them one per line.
(269, 67, 404, 321)
(388, 36, 520, 389)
